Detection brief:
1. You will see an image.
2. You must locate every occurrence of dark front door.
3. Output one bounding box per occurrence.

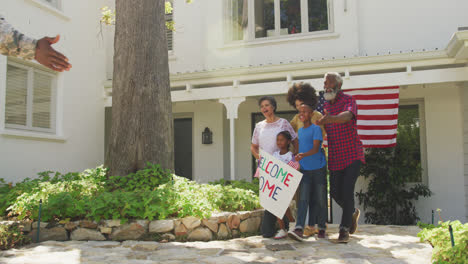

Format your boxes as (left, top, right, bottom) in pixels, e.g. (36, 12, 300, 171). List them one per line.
(174, 118, 193, 180)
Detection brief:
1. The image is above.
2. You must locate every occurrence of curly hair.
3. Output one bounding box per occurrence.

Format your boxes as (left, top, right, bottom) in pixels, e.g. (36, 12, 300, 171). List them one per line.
(286, 82, 318, 110)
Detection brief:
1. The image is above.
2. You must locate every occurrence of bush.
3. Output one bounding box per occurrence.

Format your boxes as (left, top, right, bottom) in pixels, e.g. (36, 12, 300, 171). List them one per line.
(209, 178, 259, 195)
(0, 225, 30, 250)
(0, 164, 260, 223)
(418, 220, 468, 263)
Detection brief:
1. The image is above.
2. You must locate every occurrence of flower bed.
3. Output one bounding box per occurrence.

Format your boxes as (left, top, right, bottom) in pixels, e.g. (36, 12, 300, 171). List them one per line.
(0, 209, 264, 244)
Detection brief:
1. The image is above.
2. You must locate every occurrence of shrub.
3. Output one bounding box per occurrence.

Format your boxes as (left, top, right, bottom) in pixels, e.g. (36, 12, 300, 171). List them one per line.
(418, 220, 468, 263)
(0, 225, 30, 250)
(1, 164, 260, 223)
(209, 178, 259, 195)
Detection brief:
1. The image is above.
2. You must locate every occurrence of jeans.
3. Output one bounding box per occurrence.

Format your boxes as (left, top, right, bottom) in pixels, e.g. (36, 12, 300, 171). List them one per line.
(295, 166, 327, 230)
(330, 160, 361, 230)
(261, 210, 289, 238)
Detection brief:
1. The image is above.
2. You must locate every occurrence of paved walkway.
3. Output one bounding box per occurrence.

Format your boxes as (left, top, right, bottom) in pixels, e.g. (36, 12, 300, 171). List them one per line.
(0, 225, 432, 264)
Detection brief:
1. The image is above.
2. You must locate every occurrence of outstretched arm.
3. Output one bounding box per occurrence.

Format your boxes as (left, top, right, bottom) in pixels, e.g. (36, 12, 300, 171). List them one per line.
(0, 15, 71, 72)
(316, 109, 354, 125)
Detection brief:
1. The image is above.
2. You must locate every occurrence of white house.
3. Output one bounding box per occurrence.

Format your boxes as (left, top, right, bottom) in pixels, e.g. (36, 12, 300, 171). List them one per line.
(1, 0, 468, 224)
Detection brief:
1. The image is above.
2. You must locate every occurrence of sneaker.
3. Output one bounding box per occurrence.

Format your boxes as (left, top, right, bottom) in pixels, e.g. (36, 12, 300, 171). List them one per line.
(318, 230, 326, 239)
(274, 229, 288, 239)
(288, 229, 304, 242)
(303, 226, 317, 237)
(337, 229, 349, 243)
(350, 208, 360, 234)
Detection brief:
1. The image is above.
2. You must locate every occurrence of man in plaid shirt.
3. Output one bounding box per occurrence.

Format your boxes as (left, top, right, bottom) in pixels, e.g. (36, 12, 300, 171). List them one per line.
(317, 72, 365, 243)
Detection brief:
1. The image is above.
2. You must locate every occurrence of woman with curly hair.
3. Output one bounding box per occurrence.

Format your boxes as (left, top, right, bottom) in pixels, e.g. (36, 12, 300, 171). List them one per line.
(287, 82, 326, 137)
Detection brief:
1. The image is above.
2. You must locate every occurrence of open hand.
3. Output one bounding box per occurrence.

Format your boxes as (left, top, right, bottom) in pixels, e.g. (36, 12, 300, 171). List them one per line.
(35, 35, 71, 72)
(316, 109, 330, 126)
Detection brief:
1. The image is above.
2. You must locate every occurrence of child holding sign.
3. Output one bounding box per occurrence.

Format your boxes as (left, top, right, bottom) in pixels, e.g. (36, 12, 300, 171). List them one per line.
(289, 104, 328, 241)
(272, 131, 300, 239)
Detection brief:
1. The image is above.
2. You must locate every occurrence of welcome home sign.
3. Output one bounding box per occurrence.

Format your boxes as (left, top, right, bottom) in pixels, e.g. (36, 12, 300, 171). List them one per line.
(258, 149, 303, 219)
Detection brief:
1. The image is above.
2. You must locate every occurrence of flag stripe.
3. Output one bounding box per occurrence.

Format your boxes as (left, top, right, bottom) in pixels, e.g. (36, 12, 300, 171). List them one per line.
(358, 104, 399, 110)
(344, 89, 399, 96)
(359, 134, 397, 140)
(357, 119, 398, 126)
(356, 99, 399, 105)
(358, 109, 399, 115)
(357, 114, 399, 120)
(358, 129, 397, 135)
(352, 94, 399, 100)
(357, 125, 398, 130)
(344, 86, 399, 92)
(361, 138, 397, 145)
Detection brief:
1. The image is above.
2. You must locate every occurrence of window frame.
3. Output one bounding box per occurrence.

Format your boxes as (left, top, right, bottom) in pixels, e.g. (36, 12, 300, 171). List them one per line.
(4, 61, 58, 135)
(224, 0, 334, 44)
(399, 99, 428, 185)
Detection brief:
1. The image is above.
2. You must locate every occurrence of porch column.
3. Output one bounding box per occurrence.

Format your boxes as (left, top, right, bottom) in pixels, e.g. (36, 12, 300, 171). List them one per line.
(219, 97, 246, 181)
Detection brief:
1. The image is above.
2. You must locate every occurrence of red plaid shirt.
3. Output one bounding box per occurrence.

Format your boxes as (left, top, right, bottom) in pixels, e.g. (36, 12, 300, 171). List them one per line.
(324, 91, 365, 171)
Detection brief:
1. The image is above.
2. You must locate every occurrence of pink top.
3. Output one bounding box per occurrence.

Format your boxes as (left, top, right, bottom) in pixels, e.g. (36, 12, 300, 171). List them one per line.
(251, 118, 297, 155)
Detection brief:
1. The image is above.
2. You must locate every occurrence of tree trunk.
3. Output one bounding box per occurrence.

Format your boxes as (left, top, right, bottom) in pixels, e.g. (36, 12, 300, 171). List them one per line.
(105, 0, 174, 176)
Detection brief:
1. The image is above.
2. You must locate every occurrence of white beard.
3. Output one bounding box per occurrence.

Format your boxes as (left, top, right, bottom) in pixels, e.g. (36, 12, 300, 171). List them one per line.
(324, 91, 337, 101)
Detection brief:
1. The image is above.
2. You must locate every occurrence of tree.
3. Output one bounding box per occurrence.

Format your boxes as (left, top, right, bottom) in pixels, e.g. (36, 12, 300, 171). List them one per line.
(105, 0, 174, 176)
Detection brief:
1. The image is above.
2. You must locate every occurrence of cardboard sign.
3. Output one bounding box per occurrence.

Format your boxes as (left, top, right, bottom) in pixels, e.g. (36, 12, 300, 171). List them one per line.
(258, 149, 303, 219)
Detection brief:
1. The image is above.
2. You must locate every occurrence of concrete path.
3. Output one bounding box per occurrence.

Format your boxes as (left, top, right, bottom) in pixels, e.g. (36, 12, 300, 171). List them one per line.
(0, 224, 432, 264)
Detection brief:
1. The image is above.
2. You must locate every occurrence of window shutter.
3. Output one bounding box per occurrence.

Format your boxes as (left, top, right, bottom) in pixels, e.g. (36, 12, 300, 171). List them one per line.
(166, 13, 173, 51)
(32, 71, 53, 129)
(5, 65, 28, 126)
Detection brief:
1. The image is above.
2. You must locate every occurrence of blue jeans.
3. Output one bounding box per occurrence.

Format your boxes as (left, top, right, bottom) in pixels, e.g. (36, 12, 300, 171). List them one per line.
(295, 166, 327, 230)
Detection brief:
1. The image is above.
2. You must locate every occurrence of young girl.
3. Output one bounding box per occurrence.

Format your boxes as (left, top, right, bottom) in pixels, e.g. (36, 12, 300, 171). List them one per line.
(272, 131, 300, 239)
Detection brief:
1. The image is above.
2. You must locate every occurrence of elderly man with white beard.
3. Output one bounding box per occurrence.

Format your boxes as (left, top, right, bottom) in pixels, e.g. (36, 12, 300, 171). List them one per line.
(316, 72, 365, 243)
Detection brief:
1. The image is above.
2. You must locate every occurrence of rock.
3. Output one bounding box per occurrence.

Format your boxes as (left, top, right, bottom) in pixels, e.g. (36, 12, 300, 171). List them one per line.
(238, 212, 251, 220)
(149, 220, 174, 233)
(19, 221, 32, 232)
(110, 223, 146, 241)
(188, 227, 212, 241)
(131, 241, 159, 251)
(232, 230, 240, 238)
(79, 220, 98, 229)
(181, 216, 201, 230)
(212, 212, 230, 223)
(202, 219, 218, 233)
(99, 227, 112, 234)
(32, 221, 48, 229)
(135, 220, 149, 231)
(217, 224, 231, 239)
(175, 223, 188, 236)
(161, 233, 175, 241)
(102, 219, 121, 228)
(64, 222, 78, 231)
(239, 217, 261, 233)
(227, 214, 240, 230)
(71, 228, 106, 241)
(28, 227, 68, 242)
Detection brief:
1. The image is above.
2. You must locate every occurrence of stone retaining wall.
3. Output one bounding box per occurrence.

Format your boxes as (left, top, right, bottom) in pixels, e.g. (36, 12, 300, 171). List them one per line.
(0, 209, 264, 243)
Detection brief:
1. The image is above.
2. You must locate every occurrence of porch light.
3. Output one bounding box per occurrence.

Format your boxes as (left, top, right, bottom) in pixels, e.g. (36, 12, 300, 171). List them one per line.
(202, 127, 213, 144)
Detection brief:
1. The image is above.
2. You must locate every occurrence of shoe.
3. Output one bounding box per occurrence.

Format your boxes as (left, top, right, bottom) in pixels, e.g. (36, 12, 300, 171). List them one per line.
(337, 229, 349, 243)
(303, 226, 317, 237)
(274, 229, 287, 239)
(318, 230, 326, 239)
(288, 229, 304, 242)
(350, 208, 360, 234)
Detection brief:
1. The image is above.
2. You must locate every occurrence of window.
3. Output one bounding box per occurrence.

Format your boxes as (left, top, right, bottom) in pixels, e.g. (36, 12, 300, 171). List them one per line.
(5, 62, 56, 134)
(397, 102, 427, 183)
(42, 0, 61, 10)
(166, 0, 174, 51)
(226, 0, 330, 42)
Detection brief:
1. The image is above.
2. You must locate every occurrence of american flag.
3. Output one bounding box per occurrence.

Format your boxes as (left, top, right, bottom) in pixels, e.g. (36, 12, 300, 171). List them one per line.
(287, 160, 300, 171)
(317, 86, 400, 148)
